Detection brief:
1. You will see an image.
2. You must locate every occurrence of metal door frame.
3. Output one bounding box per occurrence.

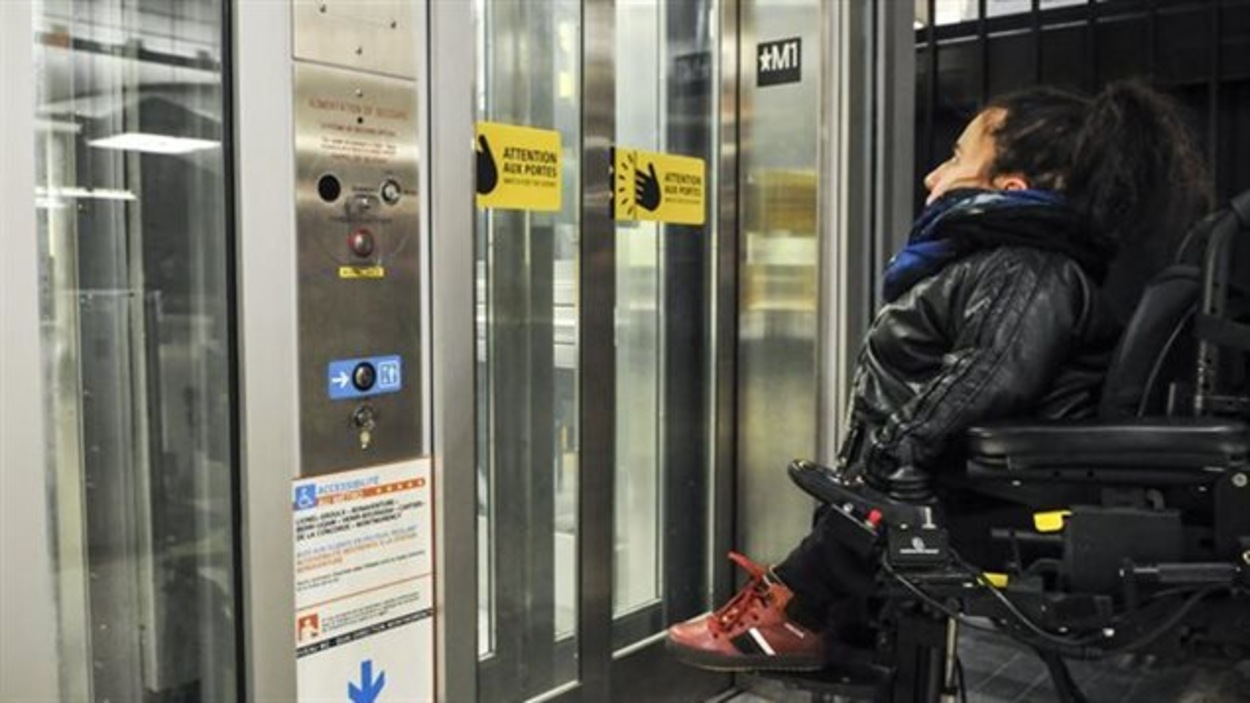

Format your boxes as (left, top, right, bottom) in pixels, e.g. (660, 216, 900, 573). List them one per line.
(428, 1, 477, 701)
(233, 2, 300, 699)
(235, 2, 458, 701)
(0, 2, 62, 697)
(816, 0, 916, 464)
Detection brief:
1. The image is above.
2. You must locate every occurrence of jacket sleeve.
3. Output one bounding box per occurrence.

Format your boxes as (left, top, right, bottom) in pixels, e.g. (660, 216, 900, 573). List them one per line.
(866, 251, 1083, 473)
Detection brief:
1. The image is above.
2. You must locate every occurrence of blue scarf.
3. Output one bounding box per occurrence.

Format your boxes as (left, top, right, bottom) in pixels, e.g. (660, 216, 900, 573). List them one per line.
(883, 188, 1076, 302)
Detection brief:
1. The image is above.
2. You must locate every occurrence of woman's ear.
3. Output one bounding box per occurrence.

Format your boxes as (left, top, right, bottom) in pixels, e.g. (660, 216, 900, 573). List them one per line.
(994, 174, 1030, 192)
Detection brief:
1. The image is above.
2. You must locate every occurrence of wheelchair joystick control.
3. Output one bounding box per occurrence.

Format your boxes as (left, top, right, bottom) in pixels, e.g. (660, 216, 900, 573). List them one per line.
(884, 465, 934, 503)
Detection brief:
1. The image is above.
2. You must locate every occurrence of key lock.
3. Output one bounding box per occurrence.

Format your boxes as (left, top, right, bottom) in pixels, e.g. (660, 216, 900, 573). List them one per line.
(348, 361, 379, 449)
(353, 403, 377, 450)
(345, 182, 401, 260)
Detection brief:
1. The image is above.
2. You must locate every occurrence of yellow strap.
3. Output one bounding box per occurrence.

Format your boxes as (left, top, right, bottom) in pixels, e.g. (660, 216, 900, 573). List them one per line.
(1033, 510, 1072, 533)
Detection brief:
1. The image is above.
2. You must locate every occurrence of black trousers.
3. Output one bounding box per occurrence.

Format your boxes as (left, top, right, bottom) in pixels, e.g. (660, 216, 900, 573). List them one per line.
(773, 504, 879, 635)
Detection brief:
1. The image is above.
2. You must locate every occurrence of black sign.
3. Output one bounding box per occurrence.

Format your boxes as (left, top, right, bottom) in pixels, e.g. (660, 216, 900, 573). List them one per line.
(757, 37, 801, 87)
(673, 51, 712, 93)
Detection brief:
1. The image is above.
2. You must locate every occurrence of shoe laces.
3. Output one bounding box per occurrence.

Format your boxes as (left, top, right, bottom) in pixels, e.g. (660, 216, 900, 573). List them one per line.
(709, 551, 776, 636)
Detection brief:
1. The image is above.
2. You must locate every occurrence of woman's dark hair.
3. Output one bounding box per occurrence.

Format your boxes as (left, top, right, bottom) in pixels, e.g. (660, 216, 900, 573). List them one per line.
(985, 80, 1213, 254)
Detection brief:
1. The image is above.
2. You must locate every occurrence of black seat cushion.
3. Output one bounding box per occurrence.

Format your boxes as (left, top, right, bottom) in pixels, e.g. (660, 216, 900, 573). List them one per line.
(967, 417, 1249, 470)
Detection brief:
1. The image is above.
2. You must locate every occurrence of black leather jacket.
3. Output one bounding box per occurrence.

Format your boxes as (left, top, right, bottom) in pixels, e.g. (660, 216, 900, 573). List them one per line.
(841, 245, 1121, 478)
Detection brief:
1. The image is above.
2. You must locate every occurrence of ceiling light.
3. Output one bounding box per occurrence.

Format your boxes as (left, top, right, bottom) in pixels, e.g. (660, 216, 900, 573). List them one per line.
(36, 186, 138, 201)
(35, 118, 82, 134)
(88, 132, 219, 155)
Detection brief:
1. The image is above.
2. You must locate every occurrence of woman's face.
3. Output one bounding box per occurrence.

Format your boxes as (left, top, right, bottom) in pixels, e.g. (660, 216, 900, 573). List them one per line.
(923, 108, 1025, 205)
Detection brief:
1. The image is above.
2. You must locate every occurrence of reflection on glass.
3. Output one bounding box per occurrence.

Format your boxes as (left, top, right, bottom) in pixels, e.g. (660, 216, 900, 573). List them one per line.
(474, 0, 582, 699)
(613, 0, 663, 619)
(34, 1, 236, 701)
(738, 0, 822, 563)
(610, 0, 719, 652)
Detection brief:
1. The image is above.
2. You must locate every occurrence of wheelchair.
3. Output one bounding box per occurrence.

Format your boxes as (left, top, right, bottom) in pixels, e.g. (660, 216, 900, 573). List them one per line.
(766, 191, 1250, 703)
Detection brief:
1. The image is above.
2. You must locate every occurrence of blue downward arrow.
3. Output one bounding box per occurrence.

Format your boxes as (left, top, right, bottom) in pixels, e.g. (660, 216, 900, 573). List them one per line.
(348, 659, 386, 703)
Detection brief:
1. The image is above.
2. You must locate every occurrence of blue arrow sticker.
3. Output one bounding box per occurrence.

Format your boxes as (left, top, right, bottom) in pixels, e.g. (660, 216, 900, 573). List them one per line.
(326, 355, 403, 400)
(348, 659, 386, 703)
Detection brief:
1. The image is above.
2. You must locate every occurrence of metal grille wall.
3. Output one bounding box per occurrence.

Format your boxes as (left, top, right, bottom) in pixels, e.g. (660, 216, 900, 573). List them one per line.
(914, 0, 1250, 212)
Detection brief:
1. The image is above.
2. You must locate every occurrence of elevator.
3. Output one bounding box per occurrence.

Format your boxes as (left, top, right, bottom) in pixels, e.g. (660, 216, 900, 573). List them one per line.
(0, 1, 910, 701)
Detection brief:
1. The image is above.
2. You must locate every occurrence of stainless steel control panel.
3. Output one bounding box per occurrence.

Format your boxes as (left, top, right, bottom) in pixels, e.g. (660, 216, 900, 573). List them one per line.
(293, 61, 421, 475)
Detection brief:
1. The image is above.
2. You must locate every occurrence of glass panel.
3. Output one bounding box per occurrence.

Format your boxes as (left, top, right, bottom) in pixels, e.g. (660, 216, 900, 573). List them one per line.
(33, 1, 236, 701)
(611, 0, 719, 650)
(474, 0, 582, 699)
(738, 0, 822, 563)
(613, 0, 664, 620)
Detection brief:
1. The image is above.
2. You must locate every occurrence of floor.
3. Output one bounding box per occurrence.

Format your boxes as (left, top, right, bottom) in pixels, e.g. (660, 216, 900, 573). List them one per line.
(716, 624, 1250, 703)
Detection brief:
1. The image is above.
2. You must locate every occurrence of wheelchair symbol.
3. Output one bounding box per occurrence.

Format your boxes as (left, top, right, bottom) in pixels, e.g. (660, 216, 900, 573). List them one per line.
(294, 485, 318, 511)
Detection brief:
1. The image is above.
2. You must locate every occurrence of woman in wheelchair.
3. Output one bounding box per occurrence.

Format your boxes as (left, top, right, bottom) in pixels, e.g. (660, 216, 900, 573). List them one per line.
(667, 81, 1214, 672)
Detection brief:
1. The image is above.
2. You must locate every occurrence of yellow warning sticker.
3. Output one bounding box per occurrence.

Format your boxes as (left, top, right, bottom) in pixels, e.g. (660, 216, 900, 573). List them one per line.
(475, 121, 563, 212)
(339, 266, 386, 280)
(1033, 510, 1071, 533)
(983, 572, 1009, 588)
(613, 147, 706, 225)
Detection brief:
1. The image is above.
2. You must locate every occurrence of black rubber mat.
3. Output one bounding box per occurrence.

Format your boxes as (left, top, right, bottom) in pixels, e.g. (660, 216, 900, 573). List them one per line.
(721, 625, 1250, 702)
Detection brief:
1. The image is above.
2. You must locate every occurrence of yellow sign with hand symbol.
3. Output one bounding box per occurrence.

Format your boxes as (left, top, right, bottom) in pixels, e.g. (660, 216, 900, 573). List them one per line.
(475, 121, 563, 212)
(613, 147, 706, 225)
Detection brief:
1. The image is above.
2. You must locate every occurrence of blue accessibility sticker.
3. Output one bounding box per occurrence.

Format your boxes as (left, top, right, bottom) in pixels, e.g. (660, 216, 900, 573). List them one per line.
(327, 355, 403, 400)
(293, 484, 318, 511)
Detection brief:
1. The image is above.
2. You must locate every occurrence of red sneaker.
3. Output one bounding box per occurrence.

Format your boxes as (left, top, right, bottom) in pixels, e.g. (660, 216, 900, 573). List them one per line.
(665, 552, 827, 671)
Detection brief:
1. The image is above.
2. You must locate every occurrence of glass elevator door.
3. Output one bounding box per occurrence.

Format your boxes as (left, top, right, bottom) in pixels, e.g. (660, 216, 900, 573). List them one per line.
(30, 0, 239, 701)
(472, 0, 726, 700)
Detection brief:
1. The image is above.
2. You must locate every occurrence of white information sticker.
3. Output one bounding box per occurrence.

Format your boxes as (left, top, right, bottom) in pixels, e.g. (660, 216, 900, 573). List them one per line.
(293, 458, 433, 702)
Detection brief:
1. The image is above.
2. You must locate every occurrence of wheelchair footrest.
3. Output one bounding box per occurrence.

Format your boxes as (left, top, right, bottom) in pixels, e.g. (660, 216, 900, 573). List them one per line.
(763, 668, 888, 699)
(755, 641, 892, 698)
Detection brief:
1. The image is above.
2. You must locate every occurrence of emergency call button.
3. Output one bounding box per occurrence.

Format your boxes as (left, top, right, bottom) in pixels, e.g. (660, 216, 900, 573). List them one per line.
(348, 228, 375, 258)
(352, 362, 376, 391)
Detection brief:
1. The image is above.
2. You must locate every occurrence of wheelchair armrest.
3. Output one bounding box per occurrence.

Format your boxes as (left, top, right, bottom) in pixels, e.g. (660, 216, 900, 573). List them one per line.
(966, 417, 1249, 481)
(787, 460, 937, 528)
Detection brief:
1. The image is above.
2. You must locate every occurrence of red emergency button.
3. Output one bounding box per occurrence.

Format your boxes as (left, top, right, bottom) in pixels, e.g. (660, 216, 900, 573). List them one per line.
(866, 509, 883, 528)
(348, 228, 375, 258)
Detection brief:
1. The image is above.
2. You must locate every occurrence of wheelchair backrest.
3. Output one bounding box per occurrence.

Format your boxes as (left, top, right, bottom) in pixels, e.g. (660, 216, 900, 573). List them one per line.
(1099, 191, 1250, 421)
(1194, 191, 1250, 418)
(1098, 265, 1200, 418)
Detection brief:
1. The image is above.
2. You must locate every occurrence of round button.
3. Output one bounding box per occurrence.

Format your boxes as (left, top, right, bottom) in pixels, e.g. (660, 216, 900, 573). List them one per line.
(348, 228, 375, 258)
(380, 179, 402, 205)
(352, 363, 376, 391)
(317, 174, 342, 202)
